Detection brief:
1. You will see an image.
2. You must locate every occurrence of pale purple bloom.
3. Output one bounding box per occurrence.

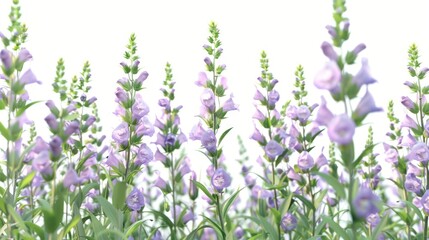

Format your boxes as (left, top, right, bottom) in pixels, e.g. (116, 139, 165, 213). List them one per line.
(201, 89, 215, 112)
(327, 114, 356, 145)
(251, 185, 270, 199)
(19, 69, 41, 85)
(154, 148, 167, 164)
(316, 151, 328, 168)
(204, 57, 212, 66)
(63, 167, 80, 188)
(250, 127, 266, 145)
(297, 105, 311, 123)
(267, 90, 280, 107)
(211, 168, 231, 192)
(195, 72, 208, 87)
(84, 116, 96, 128)
(352, 187, 379, 219)
(413, 196, 422, 208)
(32, 151, 53, 178)
(366, 213, 380, 228)
(152, 230, 163, 240)
(253, 108, 266, 121)
(220, 76, 228, 89)
(33, 137, 49, 153)
(354, 90, 382, 118)
(321, 41, 337, 60)
(49, 136, 62, 159)
(65, 102, 77, 114)
(421, 190, 429, 214)
(222, 95, 238, 112)
(235, 227, 244, 239)
(126, 188, 145, 211)
(80, 167, 97, 182)
(154, 174, 170, 193)
(326, 25, 336, 38)
(280, 213, 297, 232)
(407, 162, 421, 176)
(254, 89, 265, 101)
(135, 143, 153, 166)
(400, 115, 418, 130)
(264, 140, 284, 160)
(84, 200, 98, 213)
(314, 61, 341, 91)
(287, 168, 302, 182)
(18, 48, 32, 63)
(352, 58, 376, 88)
(383, 143, 398, 164)
(188, 171, 198, 200)
(298, 151, 315, 171)
(407, 142, 429, 162)
(135, 71, 148, 84)
(0, 49, 12, 70)
(112, 122, 129, 146)
(115, 87, 128, 103)
(189, 122, 205, 140)
(352, 43, 366, 56)
(44, 114, 58, 131)
(398, 131, 417, 148)
(136, 116, 154, 137)
(404, 173, 422, 194)
(401, 96, 417, 112)
(132, 94, 149, 121)
(315, 97, 334, 126)
(105, 151, 121, 168)
(86, 96, 97, 105)
(201, 129, 217, 153)
(286, 105, 298, 120)
(64, 121, 79, 138)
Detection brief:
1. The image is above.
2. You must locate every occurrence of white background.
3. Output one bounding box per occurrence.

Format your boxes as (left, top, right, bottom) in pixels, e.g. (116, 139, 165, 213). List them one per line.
(1, 0, 429, 180)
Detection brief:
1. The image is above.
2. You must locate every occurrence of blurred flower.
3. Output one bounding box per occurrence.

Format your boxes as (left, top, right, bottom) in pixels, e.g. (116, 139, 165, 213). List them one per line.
(421, 190, 429, 214)
(383, 143, 398, 164)
(136, 116, 154, 137)
(366, 213, 380, 228)
(352, 187, 379, 219)
(315, 97, 334, 126)
(354, 90, 382, 119)
(407, 142, 429, 162)
(327, 114, 355, 145)
(135, 143, 153, 166)
(321, 41, 337, 61)
(63, 167, 80, 188)
(112, 122, 129, 147)
(352, 58, 376, 88)
(264, 140, 284, 160)
(195, 72, 208, 87)
(280, 213, 297, 232)
(201, 129, 217, 153)
(132, 94, 149, 121)
(400, 115, 418, 130)
(201, 89, 215, 112)
(314, 61, 341, 91)
(404, 173, 422, 194)
(297, 151, 315, 171)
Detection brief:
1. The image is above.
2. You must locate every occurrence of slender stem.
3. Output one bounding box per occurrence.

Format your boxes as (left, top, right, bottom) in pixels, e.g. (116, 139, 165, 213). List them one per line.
(307, 173, 315, 236)
(170, 152, 177, 239)
(215, 194, 226, 239)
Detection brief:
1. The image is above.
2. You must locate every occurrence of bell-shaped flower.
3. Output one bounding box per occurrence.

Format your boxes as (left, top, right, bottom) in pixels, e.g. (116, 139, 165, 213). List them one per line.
(406, 142, 429, 162)
(267, 90, 280, 108)
(200, 89, 215, 112)
(222, 95, 238, 112)
(315, 97, 334, 126)
(63, 167, 81, 188)
(112, 122, 129, 147)
(353, 90, 382, 122)
(352, 187, 379, 219)
(400, 115, 418, 130)
(132, 94, 149, 121)
(264, 140, 284, 160)
(201, 129, 217, 153)
(126, 188, 145, 211)
(420, 190, 429, 214)
(314, 61, 341, 91)
(404, 173, 422, 194)
(135, 143, 153, 166)
(327, 114, 356, 145)
(195, 72, 208, 87)
(298, 151, 315, 171)
(250, 126, 266, 145)
(352, 58, 376, 88)
(211, 168, 231, 192)
(321, 41, 337, 61)
(280, 213, 297, 232)
(136, 116, 154, 137)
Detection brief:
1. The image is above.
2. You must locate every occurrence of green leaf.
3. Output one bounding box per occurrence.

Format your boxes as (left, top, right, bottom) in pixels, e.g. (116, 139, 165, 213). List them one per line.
(222, 188, 244, 219)
(148, 209, 174, 229)
(59, 215, 81, 239)
(125, 219, 146, 237)
(321, 215, 350, 240)
(353, 143, 376, 168)
(112, 181, 127, 209)
(314, 172, 346, 199)
(25, 222, 45, 240)
(95, 196, 122, 230)
(192, 180, 215, 202)
(18, 171, 35, 192)
(404, 200, 424, 220)
(218, 127, 233, 146)
(16, 100, 43, 116)
(0, 122, 10, 140)
(294, 193, 315, 211)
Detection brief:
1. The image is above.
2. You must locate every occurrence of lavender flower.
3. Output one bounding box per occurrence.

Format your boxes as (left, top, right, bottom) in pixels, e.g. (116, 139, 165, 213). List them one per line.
(352, 58, 376, 88)
(297, 151, 315, 171)
(353, 90, 382, 120)
(132, 94, 149, 121)
(297, 105, 311, 124)
(201, 129, 217, 153)
(407, 142, 429, 162)
(32, 151, 53, 179)
(0, 49, 12, 72)
(400, 115, 418, 130)
(280, 213, 297, 232)
(321, 41, 338, 61)
(135, 143, 153, 166)
(404, 173, 422, 194)
(383, 143, 398, 164)
(136, 116, 154, 137)
(112, 122, 129, 147)
(267, 90, 280, 108)
(327, 114, 356, 145)
(314, 61, 341, 91)
(401, 96, 417, 112)
(200, 89, 215, 112)
(126, 188, 145, 211)
(315, 97, 334, 126)
(352, 187, 379, 219)
(211, 168, 231, 192)
(63, 167, 80, 188)
(264, 140, 284, 160)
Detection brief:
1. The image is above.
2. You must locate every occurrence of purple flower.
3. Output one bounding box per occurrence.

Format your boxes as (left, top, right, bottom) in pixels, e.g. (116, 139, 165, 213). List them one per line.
(84, 116, 96, 128)
(352, 43, 366, 56)
(366, 213, 380, 228)
(421, 190, 429, 214)
(189, 122, 205, 140)
(352, 58, 376, 88)
(135, 71, 148, 84)
(44, 114, 58, 131)
(280, 213, 297, 232)
(222, 95, 238, 112)
(287, 168, 302, 182)
(383, 143, 398, 164)
(352, 187, 379, 219)
(211, 168, 231, 192)
(404, 173, 422, 194)
(253, 108, 266, 122)
(188, 171, 199, 200)
(354, 90, 382, 119)
(314, 61, 341, 91)
(407, 162, 421, 176)
(49, 136, 62, 159)
(326, 25, 337, 38)
(297, 105, 311, 124)
(126, 188, 145, 211)
(400, 115, 418, 130)
(327, 114, 356, 145)
(321, 41, 337, 61)
(195, 72, 208, 87)
(132, 94, 149, 121)
(297, 151, 315, 171)
(63, 167, 80, 188)
(264, 140, 284, 160)
(64, 121, 80, 138)
(17, 48, 32, 63)
(201, 89, 215, 112)
(112, 122, 129, 147)
(254, 89, 265, 101)
(286, 105, 298, 120)
(115, 87, 128, 104)
(398, 131, 417, 148)
(32, 151, 53, 178)
(19, 69, 41, 85)
(315, 97, 334, 126)
(154, 174, 171, 193)
(204, 57, 212, 66)
(105, 151, 121, 168)
(401, 96, 417, 112)
(151, 230, 163, 240)
(316, 151, 328, 168)
(407, 142, 429, 162)
(135, 143, 153, 166)
(267, 90, 280, 107)
(250, 127, 266, 145)
(201, 129, 217, 153)
(0, 49, 12, 71)
(235, 227, 244, 239)
(136, 116, 154, 137)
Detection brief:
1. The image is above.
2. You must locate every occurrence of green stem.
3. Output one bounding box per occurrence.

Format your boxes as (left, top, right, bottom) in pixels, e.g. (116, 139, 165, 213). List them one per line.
(215, 194, 226, 239)
(307, 173, 316, 237)
(170, 152, 177, 239)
